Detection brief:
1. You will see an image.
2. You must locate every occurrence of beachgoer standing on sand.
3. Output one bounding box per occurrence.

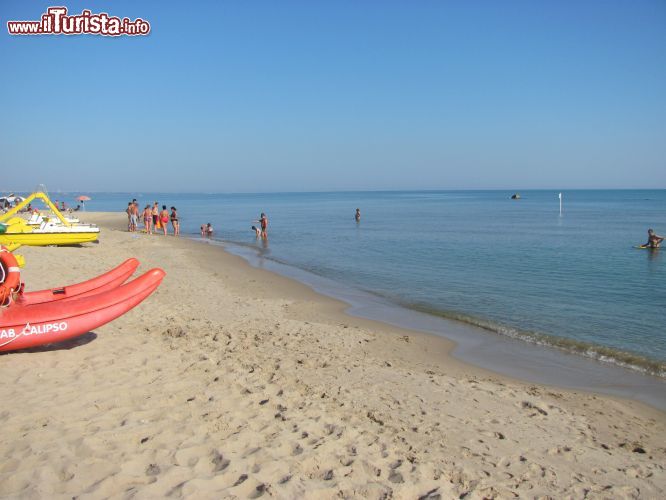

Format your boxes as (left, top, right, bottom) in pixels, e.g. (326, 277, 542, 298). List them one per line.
(254, 212, 268, 238)
(143, 205, 152, 234)
(126, 202, 133, 231)
(131, 202, 139, 232)
(644, 229, 664, 249)
(170, 206, 180, 236)
(160, 205, 169, 236)
(206, 223, 213, 236)
(152, 202, 159, 230)
(126, 201, 138, 232)
(355, 208, 361, 222)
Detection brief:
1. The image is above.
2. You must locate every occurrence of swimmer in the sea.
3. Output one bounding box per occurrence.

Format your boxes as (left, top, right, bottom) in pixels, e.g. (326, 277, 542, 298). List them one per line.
(643, 228, 664, 249)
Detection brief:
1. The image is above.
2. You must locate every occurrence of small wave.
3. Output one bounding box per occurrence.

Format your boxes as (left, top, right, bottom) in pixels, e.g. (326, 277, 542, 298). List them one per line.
(406, 304, 666, 378)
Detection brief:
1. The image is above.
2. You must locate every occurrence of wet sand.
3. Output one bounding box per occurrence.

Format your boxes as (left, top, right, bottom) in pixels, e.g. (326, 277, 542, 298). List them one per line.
(1, 212, 664, 498)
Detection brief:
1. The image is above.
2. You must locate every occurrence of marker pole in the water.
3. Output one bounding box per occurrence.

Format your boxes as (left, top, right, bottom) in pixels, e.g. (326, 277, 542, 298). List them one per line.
(559, 192, 562, 215)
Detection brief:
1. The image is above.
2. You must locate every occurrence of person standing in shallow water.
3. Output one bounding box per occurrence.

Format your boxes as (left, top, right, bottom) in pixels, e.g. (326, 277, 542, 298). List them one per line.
(152, 202, 159, 230)
(170, 206, 180, 236)
(142, 205, 152, 234)
(159, 205, 169, 236)
(254, 212, 268, 238)
(355, 208, 361, 222)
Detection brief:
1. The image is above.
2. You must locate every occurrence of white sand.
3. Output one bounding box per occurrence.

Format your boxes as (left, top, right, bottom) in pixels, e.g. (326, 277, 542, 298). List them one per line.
(1, 212, 664, 499)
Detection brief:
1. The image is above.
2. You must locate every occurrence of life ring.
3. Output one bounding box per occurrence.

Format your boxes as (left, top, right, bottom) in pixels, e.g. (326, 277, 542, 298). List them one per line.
(0, 246, 21, 306)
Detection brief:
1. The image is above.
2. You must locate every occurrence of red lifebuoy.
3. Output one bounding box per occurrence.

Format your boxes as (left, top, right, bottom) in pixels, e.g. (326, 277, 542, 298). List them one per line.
(0, 247, 21, 306)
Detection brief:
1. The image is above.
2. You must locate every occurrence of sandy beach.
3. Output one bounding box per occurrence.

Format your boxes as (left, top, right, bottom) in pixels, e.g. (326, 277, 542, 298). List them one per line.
(1, 212, 664, 499)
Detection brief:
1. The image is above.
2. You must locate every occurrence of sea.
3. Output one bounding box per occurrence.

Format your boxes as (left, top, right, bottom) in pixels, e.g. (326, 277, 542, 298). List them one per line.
(35, 190, 666, 404)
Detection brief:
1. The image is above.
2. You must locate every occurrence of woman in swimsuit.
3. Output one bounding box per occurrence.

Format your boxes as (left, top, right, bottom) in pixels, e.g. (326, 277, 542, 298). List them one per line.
(170, 206, 180, 236)
(143, 205, 152, 234)
(152, 202, 159, 228)
(160, 205, 169, 236)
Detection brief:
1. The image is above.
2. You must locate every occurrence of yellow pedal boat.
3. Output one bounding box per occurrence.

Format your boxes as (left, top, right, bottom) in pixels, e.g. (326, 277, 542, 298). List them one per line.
(0, 192, 99, 246)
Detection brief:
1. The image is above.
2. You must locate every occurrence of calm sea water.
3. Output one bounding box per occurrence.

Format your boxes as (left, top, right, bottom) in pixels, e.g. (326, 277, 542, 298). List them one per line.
(50, 190, 666, 375)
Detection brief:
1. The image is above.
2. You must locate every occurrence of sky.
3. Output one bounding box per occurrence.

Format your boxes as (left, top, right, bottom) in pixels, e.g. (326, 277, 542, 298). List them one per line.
(1, 0, 665, 192)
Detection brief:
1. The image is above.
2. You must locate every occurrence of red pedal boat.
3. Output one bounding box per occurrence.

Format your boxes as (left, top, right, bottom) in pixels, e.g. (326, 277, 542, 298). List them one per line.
(0, 268, 165, 352)
(17, 258, 140, 306)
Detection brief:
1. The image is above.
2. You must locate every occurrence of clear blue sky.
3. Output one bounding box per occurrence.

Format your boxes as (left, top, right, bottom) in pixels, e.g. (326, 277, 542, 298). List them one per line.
(1, 0, 664, 192)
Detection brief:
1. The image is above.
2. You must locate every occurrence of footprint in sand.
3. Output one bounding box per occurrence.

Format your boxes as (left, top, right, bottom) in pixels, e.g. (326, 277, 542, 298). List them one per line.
(232, 473, 248, 486)
(211, 451, 230, 472)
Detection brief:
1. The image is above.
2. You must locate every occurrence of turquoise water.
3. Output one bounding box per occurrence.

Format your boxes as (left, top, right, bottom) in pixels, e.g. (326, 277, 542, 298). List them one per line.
(49, 190, 666, 375)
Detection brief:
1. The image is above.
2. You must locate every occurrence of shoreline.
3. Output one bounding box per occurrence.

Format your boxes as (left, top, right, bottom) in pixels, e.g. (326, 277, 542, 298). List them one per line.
(2, 211, 664, 497)
(202, 237, 666, 412)
(211, 237, 666, 380)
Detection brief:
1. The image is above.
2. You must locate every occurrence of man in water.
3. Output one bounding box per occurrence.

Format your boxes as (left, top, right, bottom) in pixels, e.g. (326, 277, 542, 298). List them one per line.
(355, 208, 361, 222)
(644, 228, 664, 248)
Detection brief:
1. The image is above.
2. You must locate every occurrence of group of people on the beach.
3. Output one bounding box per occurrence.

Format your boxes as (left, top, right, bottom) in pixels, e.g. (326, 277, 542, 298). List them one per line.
(1, 201, 31, 213)
(1, 197, 80, 214)
(125, 200, 271, 241)
(53, 200, 82, 213)
(126, 199, 179, 236)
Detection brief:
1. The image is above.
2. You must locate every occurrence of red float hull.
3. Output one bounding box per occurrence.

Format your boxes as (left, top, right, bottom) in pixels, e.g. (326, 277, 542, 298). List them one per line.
(18, 258, 140, 306)
(0, 268, 165, 352)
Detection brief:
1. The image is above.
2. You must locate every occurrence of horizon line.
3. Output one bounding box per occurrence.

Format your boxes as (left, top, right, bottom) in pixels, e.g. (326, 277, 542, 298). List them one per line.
(3, 187, 666, 196)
